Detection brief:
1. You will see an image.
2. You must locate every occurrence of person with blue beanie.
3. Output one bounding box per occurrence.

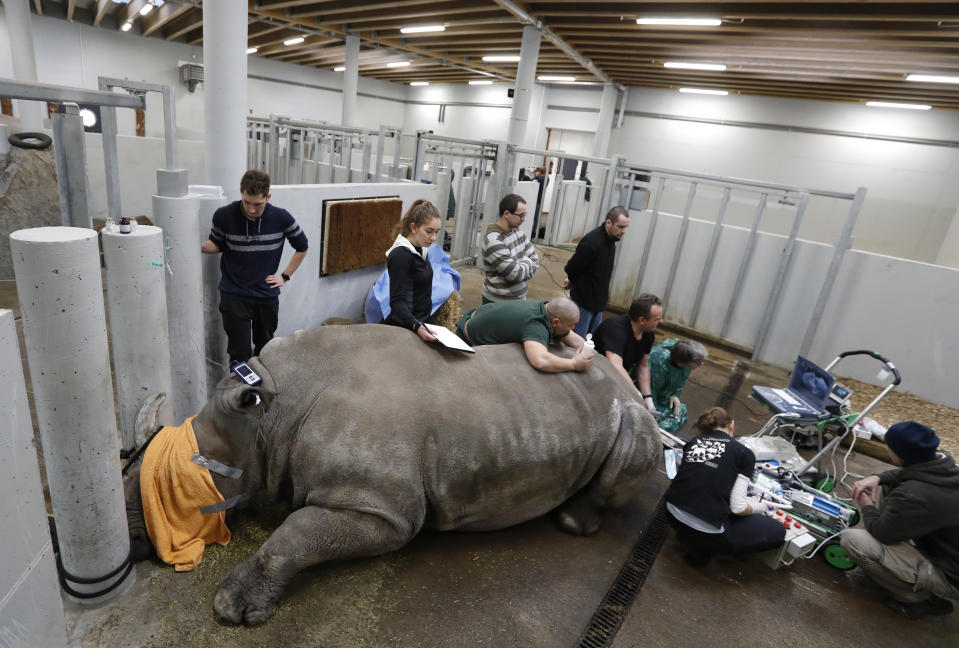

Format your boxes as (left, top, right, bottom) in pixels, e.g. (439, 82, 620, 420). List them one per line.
(841, 420, 959, 619)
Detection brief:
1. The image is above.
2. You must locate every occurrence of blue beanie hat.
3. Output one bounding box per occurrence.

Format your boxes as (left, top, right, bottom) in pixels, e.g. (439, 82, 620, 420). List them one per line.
(884, 421, 939, 466)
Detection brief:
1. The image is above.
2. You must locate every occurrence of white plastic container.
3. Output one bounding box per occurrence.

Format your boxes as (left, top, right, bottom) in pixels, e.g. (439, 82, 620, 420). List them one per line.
(581, 333, 595, 360)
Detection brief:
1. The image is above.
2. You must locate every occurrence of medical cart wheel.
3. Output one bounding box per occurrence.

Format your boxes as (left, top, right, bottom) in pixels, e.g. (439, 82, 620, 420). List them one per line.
(815, 476, 835, 493)
(822, 539, 856, 570)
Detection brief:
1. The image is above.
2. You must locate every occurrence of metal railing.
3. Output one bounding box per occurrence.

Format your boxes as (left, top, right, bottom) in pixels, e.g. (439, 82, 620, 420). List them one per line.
(246, 115, 405, 185)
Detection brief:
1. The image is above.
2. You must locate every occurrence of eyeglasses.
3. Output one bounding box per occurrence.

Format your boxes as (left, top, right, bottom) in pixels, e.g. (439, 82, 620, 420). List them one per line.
(510, 211, 527, 218)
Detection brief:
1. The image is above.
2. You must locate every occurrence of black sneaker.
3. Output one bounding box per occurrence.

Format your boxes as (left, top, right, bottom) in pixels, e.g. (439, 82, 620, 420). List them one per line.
(883, 595, 954, 620)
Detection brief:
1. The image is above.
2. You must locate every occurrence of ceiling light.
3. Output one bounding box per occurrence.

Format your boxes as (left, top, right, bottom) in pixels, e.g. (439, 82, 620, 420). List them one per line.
(680, 87, 728, 96)
(400, 25, 445, 34)
(78, 108, 98, 128)
(538, 75, 576, 82)
(283, 37, 305, 46)
(637, 17, 721, 26)
(410, 81, 430, 86)
(139, 4, 153, 15)
(120, 21, 133, 31)
(664, 61, 726, 71)
(482, 55, 521, 63)
(246, 47, 258, 55)
(333, 66, 345, 72)
(906, 73, 959, 84)
(865, 101, 931, 111)
(387, 61, 411, 68)
(469, 80, 493, 85)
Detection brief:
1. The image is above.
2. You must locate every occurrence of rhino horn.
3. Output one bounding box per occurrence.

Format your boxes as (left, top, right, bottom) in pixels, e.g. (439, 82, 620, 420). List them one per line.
(134, 392, 167, 447)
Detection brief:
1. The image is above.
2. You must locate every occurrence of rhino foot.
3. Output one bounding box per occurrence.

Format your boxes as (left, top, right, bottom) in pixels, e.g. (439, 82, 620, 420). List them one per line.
(214, 558, 282, 626)
(556, 498, 603, 536)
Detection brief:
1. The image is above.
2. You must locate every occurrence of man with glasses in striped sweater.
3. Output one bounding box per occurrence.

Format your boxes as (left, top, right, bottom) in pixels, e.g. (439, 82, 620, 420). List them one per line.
(480, 193, 540, 304)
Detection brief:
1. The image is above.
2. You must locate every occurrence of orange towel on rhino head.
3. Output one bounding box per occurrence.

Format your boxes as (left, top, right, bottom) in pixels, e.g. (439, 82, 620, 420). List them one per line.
(140, 415, 231, 571)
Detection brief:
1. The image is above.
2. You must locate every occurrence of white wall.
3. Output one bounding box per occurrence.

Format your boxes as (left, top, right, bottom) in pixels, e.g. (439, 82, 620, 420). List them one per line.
(269, 183, 438, 333)
(609, 208, 959, 409)
(601, 87, 959, 266)
(404, 83, 513, 141)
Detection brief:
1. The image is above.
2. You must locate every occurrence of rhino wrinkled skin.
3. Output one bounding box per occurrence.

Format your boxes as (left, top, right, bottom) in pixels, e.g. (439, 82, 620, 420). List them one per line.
(126, 324, 660, 625)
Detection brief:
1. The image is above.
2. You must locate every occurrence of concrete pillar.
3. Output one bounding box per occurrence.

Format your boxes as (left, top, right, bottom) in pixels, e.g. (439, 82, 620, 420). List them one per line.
(203, 1, 247, 200)
(152, 176, 206, 421)
(506, 25, 542, 145)
(342, 34, 360, 127)
(591, 84, 619, 159)
(102, 226, 175, 451)
(4, 0, 45, 132)
(51, 103, 94, 229)
(0, 124, 10, 156)
(10, 226, 134, 605)
(0, 309, 69, 647)
(190, 184, 229, 393)
(935, 203, 959, 268)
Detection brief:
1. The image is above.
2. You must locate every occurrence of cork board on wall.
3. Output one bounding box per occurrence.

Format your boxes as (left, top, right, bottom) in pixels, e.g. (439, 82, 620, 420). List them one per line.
(321, 197, 402, 275)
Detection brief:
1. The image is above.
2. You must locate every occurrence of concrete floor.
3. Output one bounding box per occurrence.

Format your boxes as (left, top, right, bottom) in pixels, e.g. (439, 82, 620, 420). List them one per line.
(3, 243, 957, 647)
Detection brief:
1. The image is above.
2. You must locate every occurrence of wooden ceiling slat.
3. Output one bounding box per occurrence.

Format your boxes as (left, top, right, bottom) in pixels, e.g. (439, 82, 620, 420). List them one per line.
(142, 3, 194, 37)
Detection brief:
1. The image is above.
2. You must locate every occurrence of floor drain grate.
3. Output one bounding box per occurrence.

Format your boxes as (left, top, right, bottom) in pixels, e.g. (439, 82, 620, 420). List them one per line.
(575, 496, 670, 648)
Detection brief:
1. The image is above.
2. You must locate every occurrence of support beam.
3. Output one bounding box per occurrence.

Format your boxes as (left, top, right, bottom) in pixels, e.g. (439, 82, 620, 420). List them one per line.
(203, 0, 247, 199)
(92, 0, 111, 27)
(341, 33, 360, 127)
(4, 0, 45, 131)
(591, 83, 618, 159)
(506, 24, 541, 146)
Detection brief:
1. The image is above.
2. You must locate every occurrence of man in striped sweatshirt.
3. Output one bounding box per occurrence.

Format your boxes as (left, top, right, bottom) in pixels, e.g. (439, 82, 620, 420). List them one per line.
(201, 170, 308, 366)
(480, 193, 540, 303)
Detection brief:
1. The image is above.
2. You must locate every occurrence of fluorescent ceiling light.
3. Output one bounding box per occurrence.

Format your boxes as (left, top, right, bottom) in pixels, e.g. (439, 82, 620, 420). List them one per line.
(387, 61, 411, 68)
(906, 73, 959, 84)
(664, 61, 726, 71)
(469, 80, 493, 85)
(400, 25, 445, 34)
(482, 55, 521, 63)
(333, 66, 345, 72)
(246, 47, 258, 55)
(120, 21, 133, 31)
(538, 75, 576, 82)
(865, 101, 931, 111)
(637, 17, 721, 26)
(410, 81, 430, 86)
(283, 37, 305, 46)
(679, 87, 728, 95)
(139, 4, 153, 15)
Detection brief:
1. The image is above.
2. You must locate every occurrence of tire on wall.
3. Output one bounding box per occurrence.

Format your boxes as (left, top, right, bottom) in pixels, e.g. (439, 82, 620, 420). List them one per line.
(8, 132, 52, 150)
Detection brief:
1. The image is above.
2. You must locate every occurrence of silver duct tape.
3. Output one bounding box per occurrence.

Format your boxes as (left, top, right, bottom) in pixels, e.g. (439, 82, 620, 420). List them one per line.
(201, 492, 250, 515)
(191, 452, 244, 479)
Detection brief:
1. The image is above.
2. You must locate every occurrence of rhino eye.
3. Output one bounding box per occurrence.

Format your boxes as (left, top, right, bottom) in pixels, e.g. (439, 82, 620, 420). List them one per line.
(240, 391, 261, 408)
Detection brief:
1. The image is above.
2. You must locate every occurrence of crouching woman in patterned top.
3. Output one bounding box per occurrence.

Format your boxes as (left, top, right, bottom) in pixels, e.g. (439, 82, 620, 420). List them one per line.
(665, 407, 786, 566)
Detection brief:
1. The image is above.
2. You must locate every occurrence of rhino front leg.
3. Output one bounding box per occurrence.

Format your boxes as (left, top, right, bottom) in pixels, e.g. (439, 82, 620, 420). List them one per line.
(214, 505, 414, 625)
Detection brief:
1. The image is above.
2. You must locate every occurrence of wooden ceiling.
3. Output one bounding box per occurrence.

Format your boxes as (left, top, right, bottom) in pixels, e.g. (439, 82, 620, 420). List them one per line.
(30, 1, 959, 109)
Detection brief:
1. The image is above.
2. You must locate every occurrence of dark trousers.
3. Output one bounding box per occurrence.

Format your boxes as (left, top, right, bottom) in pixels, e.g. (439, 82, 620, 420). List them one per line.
(667, 509, 786, 558)
(218, 294, 279, 366)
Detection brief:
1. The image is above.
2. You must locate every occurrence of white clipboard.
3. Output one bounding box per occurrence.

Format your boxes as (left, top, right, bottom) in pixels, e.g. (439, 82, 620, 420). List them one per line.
(425, 324, 475, 353)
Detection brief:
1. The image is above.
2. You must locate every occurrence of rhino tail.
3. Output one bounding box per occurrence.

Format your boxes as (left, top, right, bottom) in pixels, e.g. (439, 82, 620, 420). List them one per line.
(134, 392, 167, 447)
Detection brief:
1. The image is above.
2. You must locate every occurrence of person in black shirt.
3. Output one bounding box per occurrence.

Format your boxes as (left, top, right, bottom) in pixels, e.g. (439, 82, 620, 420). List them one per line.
(383, 200, 442, 343)
(592, 293, 663, 412)
(665, 407, 786, 566)
(563, 205, 630, 337)
(201, 170, 308, 365)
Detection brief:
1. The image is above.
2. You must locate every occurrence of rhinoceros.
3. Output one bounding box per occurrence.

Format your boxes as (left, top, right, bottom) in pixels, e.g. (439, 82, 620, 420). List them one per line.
(124, 324, 660, 625)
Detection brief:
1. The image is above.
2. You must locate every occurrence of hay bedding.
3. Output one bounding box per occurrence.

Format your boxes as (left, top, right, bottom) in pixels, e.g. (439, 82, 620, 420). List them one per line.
(840, 376, 959, 457)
